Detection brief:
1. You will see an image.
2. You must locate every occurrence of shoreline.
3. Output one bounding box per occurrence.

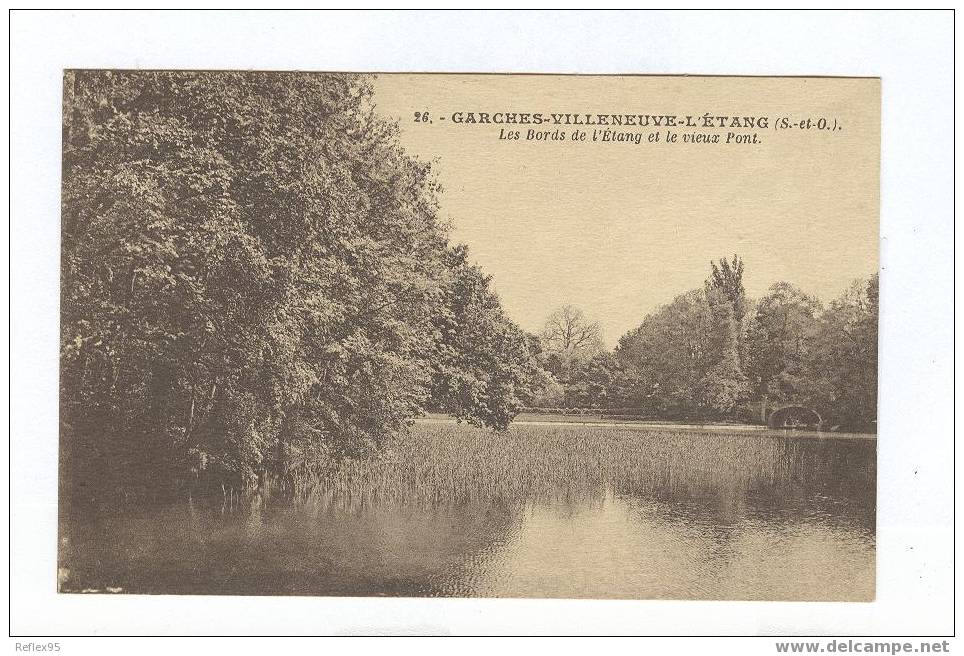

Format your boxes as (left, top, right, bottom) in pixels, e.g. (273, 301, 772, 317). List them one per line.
(415, 415, 878, 440)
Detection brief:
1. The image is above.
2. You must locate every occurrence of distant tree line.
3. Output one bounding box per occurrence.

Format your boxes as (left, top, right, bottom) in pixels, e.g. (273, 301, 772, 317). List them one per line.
(526, 257, 878, 432)
(61, 71, 540, 505)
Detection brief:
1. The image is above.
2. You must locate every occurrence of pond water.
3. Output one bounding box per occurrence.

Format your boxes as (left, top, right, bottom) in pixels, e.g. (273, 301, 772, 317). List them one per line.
(59, 430, 875, 601)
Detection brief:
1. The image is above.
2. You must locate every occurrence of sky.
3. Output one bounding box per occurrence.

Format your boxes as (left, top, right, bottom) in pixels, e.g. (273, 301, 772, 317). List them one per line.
(372, 75, 879, 346)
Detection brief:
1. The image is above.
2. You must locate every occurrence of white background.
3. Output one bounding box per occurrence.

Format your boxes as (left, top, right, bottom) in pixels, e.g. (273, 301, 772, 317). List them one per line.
(5, 8, 956, 645)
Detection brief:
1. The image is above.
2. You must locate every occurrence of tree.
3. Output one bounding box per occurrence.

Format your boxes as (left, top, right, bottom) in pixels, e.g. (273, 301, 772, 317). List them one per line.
(428, 246, 541, 430)
(60, 71, 537, 503)
(614, 257, 751, 419)
(616, 289, 713, 417)
(538, 305, 603, 383)
(803, 274, 878, 430)
(568, 352, 619, 409)
(516, 332, 566, 408)
(744, 282, 822, 404)
(522, 370, 566, 408)
(706, 254, 747, 326)
(697, 288, 749, 416)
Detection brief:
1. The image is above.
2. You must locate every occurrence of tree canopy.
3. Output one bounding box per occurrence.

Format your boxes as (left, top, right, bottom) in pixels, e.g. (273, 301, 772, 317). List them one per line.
(554, 259, 878, 430)
(60, 71, 537, 503)
(538, 304, 603, 383)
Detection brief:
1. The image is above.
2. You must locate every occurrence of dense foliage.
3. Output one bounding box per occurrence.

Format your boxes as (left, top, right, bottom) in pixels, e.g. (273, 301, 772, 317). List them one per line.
(532, 258, 878, 431)
(60, 71, 538, 504)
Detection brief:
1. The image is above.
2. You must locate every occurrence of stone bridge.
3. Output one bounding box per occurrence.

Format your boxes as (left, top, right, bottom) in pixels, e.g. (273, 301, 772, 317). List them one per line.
(766, 404, 823, 430)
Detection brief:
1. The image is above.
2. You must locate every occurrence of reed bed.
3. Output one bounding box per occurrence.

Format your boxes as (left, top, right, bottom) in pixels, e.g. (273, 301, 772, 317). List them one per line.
(302, 423, 875, 508)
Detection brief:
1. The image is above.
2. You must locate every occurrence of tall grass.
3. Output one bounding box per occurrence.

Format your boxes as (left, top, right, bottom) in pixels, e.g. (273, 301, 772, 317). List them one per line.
(298, 423, 875, 508)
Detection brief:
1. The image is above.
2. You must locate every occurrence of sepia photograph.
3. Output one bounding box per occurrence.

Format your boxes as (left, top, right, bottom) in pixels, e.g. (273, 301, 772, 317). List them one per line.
(57, 71, 880, 601)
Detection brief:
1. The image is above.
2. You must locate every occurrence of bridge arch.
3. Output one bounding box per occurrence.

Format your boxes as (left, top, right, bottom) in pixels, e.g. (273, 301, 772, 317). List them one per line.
(767, 405, 822, 430)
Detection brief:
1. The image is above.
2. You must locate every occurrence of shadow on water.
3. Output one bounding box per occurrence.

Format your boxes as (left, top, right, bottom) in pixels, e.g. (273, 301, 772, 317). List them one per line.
(59, 427, 875, 600)
(60, 497, 522, 596)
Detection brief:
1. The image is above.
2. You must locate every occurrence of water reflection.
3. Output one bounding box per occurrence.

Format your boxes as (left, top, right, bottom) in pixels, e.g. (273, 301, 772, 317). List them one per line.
(441, 493, 873, 601)
(60, 433, 875, 600)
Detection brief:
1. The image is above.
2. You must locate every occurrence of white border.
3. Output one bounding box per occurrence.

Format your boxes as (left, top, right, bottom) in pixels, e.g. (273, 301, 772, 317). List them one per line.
(7, 8, 956, 640)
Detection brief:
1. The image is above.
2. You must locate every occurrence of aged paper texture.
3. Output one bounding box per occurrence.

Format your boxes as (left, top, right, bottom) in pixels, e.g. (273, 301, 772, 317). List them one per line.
(59, 72, 879, 601)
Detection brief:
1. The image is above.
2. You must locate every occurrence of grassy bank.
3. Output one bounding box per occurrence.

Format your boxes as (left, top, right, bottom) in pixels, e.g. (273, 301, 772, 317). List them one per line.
(303, 422, 875, 507)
